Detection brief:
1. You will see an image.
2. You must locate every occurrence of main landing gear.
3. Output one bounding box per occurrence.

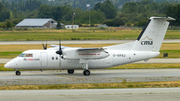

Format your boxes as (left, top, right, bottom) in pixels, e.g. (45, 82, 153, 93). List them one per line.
(15, 70, 21, 76)
(83, 70, 90, 76)
(80, 60, 90, 76)
(67, 69, 74, 74)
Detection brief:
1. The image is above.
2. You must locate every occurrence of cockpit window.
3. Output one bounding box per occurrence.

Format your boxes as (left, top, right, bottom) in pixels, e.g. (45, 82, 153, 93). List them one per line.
(18, 53, 33, 57)
(18, 53, 26, 57)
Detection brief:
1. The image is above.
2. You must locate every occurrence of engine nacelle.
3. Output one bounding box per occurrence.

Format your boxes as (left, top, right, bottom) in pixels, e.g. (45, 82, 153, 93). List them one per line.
(62, 48, 109, 60)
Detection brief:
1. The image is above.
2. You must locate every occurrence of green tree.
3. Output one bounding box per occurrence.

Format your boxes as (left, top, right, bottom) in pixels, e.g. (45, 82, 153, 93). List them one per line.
(113, 17, 124, 26)
(0, 2, 10, 22)
(122, 2, 138, 13)
(26, 9, 38, 18)
(138, 20, 147, 26)
(103, 19, 113, 26)
(141, 0, 152, 5)
(134, 21, 138, 26)
(37, 4, 52, 18)
(94, 2, 101, 10)
(13, 8, 18, 18)
(56, 20, 62, 29)
(100, 0, 117, 19)
(61, 5, 73, 22)
(12, 18, 22, 26)
(51, 6, 62, 21)
(6, 20, 12, 28)
(166, 4, 180, 25)
(75, 10, 105, 24)
(126, 22, 132, 27)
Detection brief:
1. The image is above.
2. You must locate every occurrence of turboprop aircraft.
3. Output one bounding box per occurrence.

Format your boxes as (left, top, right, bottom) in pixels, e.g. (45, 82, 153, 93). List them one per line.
(4, 17, 175, 76)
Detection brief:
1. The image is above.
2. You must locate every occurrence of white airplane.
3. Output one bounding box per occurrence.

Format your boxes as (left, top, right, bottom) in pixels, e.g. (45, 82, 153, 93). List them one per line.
(4, 17, 175, 76)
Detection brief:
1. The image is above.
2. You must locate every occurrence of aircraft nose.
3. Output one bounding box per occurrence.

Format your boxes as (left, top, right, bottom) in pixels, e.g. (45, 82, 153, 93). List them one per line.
(4, 62, 11, 69)
(4, 60, 18, 69)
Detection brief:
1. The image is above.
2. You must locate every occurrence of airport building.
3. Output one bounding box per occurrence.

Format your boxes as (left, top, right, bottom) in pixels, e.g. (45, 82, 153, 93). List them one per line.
(15, 18, 61, 28)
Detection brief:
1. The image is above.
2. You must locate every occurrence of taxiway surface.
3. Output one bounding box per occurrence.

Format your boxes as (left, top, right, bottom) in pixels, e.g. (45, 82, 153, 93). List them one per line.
(0, 88, 180, 101)
(0, 69, 180, 86)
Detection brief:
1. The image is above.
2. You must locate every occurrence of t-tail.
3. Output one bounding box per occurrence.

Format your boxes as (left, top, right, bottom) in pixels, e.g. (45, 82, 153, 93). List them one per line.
(131, 17, 175, 52)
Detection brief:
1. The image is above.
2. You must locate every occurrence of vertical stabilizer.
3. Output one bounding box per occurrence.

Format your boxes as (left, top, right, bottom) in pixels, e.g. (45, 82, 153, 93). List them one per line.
(131, 17, 175, 52)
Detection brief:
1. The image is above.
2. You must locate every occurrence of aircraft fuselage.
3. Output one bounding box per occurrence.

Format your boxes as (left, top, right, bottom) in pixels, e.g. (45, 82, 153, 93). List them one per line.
(5, 49, 159, 70)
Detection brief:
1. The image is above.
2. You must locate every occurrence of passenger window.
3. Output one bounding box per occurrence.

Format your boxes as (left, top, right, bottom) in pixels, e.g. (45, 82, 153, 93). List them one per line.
(56, 57, 58, 60)
(52, 57, 54, 60)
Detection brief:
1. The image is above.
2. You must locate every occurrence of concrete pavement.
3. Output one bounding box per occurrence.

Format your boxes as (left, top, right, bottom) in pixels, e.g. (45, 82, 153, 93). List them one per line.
(0, 88, 180, 101)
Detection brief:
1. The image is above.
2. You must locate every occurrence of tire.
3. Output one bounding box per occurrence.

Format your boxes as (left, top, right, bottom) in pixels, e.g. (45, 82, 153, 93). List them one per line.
(16, 71, 21, 76)
(67, 69, 74, 74)
(83, 70, 90, 76)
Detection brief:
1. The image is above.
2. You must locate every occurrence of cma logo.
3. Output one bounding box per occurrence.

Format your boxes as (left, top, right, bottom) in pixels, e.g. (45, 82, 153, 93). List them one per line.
(141, 41, 153, 45)
(140, 36, 153, 45)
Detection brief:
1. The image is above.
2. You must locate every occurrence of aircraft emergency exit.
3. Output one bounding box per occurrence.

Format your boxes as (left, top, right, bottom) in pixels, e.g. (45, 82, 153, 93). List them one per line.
(4, 17, 175, 76)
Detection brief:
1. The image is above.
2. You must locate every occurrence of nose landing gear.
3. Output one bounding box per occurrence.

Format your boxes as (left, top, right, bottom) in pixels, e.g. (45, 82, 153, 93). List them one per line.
(15, 70, 21, 76)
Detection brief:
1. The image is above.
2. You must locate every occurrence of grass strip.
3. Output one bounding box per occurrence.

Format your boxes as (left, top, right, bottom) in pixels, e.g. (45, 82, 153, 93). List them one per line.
(0, 81, 180, 90)
(157, 50, 180, 58)
(0, 52, 22, 58)
(0, 30, 139, 41)
(0, 30, 180, 41)
(109, 63, 180, 69)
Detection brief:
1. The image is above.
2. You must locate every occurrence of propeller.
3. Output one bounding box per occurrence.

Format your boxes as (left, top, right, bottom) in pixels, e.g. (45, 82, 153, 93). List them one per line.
(56, 39, 63, 58)
(42, 41, 47, 50)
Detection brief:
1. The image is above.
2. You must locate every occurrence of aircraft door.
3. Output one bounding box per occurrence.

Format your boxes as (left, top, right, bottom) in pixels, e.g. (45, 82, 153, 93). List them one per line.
(41, 52, 48, 67)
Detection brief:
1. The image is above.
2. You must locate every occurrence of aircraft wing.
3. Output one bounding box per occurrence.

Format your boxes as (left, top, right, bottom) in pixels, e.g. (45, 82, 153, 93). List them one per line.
(49, 45, 68, 49)
(49, 45, 59, 48)
(48, 45, 73, 50)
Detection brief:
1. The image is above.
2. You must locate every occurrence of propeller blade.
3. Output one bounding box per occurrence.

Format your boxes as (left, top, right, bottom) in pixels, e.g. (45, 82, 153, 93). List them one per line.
(42, 41, 47, 50)
(59, 39, 61, 52)
(45, 40, 47, 49)
(56, 39, 63, 58)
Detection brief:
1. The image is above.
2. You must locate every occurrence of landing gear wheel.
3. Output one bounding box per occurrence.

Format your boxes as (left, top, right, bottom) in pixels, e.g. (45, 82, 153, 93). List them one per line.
(15, 71, 21, 76)
(83, 70, 90, 76)
(67, 69, 74, 74)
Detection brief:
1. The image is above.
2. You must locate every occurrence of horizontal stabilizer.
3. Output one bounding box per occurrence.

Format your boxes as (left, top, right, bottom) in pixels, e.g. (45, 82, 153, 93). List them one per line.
(153, 17, 175, 20)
